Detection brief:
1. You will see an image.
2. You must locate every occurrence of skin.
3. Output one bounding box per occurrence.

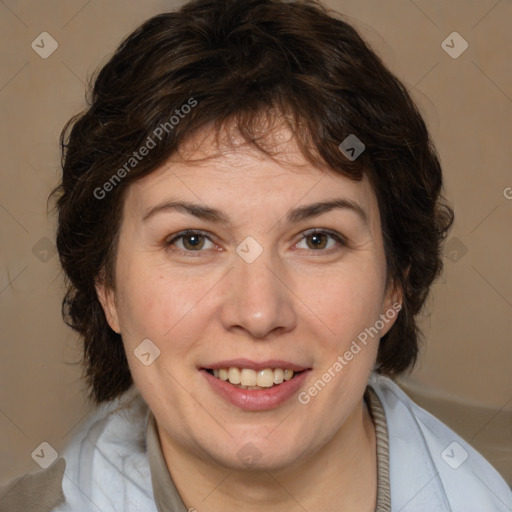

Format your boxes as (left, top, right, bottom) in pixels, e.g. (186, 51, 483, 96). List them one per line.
(96, 124, 402, 512)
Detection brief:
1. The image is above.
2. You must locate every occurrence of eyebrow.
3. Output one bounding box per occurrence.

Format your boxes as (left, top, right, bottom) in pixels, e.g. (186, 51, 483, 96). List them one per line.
(142, 198, 369, 226)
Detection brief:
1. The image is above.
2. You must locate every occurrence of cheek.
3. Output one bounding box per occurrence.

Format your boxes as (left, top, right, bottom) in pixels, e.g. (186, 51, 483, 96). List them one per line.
(114, 261, 213, 352)
(299, 264, 386, 337)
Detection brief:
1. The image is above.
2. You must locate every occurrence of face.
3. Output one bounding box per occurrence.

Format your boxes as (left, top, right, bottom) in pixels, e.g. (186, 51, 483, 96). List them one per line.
(96, 125, 401, 472)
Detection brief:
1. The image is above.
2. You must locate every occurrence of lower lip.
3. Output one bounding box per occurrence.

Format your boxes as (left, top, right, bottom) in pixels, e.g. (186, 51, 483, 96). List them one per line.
(201, 369, 311, 411)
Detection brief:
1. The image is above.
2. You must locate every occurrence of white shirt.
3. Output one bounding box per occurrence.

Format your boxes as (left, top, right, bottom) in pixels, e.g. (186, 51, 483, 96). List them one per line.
(45, 373, 512, 512)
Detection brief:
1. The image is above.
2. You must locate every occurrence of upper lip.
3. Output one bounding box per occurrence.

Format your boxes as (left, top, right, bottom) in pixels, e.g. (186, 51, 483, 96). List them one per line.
(201, 358, 310, 372)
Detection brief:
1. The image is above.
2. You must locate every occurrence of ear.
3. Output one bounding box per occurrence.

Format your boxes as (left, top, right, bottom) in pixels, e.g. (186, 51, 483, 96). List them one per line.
(95, 279, 121, 334)
(378, 271, 406, 338)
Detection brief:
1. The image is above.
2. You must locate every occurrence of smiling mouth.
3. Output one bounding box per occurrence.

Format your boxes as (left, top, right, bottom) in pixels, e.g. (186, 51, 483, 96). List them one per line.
(204, 367, 306, 390)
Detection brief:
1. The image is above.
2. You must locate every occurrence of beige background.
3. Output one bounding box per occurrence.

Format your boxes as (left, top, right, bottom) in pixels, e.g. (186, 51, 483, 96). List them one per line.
(0, 0, 511, 487)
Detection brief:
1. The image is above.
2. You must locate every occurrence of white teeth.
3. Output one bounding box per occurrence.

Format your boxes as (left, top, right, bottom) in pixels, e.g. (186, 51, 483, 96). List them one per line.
(256, 369, 274, 388)
(273, 368, 284, 384)
(228, 367, 241, 384)
(240, 368, 257, 386)
(209, 367, 298, 388)
(284, 369, 294, 381)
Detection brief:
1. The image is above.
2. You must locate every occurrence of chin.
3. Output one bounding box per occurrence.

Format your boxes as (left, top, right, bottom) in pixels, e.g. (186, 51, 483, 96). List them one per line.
(203, 436, 306, 473)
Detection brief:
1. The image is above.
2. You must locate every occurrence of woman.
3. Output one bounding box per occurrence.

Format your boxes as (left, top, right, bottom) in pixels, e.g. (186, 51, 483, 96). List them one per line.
(3, 0, 511, 511)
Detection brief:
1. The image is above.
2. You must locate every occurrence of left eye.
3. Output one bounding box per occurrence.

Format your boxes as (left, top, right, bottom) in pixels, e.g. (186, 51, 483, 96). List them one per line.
(167, 231, 215, 252)
(295, 230, 344, 251)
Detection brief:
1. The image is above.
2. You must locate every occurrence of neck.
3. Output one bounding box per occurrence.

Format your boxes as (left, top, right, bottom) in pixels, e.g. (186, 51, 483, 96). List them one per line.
(158, 399, 377, 512)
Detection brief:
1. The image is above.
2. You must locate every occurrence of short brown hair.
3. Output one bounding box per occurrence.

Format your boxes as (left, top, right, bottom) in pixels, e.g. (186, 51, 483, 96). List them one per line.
(52, 0, 454, 404)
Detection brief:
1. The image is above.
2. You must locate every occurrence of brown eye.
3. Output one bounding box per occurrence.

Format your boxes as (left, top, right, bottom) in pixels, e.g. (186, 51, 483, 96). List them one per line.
(305, 232, 329, 250)
(180, 233, 206, 250)
(166, 231, 215, 253)
(296, 230, 345, 252)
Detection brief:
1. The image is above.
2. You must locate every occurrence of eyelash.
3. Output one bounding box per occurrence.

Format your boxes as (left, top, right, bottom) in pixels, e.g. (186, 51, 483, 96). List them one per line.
(165, 229, 347, 256)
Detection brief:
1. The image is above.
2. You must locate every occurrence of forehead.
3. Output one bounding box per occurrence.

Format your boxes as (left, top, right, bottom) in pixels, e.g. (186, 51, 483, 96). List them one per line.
(124, 123, 379, 227)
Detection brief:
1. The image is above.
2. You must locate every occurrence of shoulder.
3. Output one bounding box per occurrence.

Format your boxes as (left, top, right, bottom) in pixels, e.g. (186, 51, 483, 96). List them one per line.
(1, 387, 157, 512)
(57, 386, 157, 511)
(0, 458, 66, 512)
(369, 373, 512, 512)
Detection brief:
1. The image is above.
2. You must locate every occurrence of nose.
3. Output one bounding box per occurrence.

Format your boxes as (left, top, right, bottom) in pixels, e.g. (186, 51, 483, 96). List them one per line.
(219, 247, 297, 339)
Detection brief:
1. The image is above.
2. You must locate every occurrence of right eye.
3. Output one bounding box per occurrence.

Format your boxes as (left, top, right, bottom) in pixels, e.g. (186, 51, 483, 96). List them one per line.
(165, 230, 218, 255)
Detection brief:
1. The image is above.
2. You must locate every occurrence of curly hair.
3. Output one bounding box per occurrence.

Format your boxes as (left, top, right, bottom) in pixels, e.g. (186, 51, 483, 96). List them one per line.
(51, 0, 454, 404)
